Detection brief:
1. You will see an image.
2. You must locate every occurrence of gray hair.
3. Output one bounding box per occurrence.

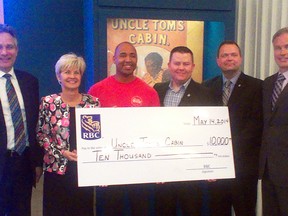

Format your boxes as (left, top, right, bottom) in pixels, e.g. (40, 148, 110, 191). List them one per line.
(272, 27, 288, 42)
(0, 24, 18, 47)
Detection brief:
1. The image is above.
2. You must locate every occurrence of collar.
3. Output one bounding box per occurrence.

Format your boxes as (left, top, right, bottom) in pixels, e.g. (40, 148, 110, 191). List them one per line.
(169, 78, 192, 91)
(0, 68, 15, 78)
(222, 71, 241, 85)
(279, 70, 288, 80)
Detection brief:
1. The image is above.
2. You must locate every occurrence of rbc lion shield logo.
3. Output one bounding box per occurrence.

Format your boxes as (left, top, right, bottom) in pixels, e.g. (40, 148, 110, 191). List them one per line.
(81, 114, 101, 140)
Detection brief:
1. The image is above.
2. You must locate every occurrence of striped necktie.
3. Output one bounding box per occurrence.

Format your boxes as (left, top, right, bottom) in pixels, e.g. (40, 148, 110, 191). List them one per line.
(3, 74, 26, 155)
(272, 73, 285, 110)
(222, 80, 231, 106)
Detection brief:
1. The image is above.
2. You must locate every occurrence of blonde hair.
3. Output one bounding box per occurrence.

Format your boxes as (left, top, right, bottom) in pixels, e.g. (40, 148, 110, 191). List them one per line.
(55, 53, 86, 76)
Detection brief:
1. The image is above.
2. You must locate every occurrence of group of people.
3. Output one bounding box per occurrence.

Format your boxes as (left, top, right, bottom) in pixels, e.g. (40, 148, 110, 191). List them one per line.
(0, 22, 288, 216)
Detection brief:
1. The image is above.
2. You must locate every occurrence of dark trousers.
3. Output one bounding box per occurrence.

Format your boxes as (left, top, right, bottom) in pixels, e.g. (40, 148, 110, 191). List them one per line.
(43, 162, 94, 216)
(262, 175, 288, 216)
(208, 177, 258, 216)
(155, 181, 202, 216)
(96, 184, 153, 216)
(0, 149, 33, 216)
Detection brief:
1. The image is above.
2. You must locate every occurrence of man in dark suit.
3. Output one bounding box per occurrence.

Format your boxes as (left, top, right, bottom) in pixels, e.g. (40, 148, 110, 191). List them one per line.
(0, 24, 43, 216)
(203, 41, 263, 216)
(153, 46, 215, 216)
(259, 27, 288, 216)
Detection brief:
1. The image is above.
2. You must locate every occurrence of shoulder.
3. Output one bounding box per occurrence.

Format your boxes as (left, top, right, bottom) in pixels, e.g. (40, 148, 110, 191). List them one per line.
(202, 75, 222, 87)
(264, 73, 277, 84)
(133, 78, 159, 102)
(134, 77, 150, 86)
(262, 73, 277, 92)
(185, 80, 216, 105)
(81, 94, 100, 107)
(40, 94, 61, 103)
(134, 77, 157, 92)
(154, 81, 169, 91)
(237, 73, 263, 92)
(241, 73, 263, 85)
(38, 94, 61, 112)
(189, 80, 215, 95)
(14, 69, 38, 82)
(14, 70, 39, 92)
(88, 77, 112, 92)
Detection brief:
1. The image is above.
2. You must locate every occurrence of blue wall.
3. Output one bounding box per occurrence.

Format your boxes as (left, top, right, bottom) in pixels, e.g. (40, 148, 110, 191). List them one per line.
(4, 0, 85, 97)
(203, 22, 226, 81)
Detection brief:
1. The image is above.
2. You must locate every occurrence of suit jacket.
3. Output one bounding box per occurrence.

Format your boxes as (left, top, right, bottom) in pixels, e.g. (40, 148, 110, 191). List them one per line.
(154, 79, 215, 106)
(259, 73, 288, 186)
(0, 70, 42, 184)
(203, 72, 263, 178)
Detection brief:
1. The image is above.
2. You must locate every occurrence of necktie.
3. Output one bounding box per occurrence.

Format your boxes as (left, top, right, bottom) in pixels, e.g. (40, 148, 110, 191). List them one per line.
(272, 73, 285, 110)
(222, 80, 231, 106)
(4, 74, 26, 155)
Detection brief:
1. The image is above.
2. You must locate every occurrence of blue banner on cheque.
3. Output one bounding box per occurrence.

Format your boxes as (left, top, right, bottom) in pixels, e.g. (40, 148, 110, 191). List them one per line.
(76, 106, 235, 186)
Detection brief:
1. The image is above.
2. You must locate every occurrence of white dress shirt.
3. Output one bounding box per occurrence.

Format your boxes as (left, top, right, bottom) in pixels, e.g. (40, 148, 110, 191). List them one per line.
(280, 70, 288, 90)
(0, 68, 28, 150)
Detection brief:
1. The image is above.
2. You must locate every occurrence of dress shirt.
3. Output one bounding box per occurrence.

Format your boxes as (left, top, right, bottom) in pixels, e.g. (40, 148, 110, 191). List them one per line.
(279, 70, 288, 90)
(0, 68, 28, 150)
(222, 71, 241, 96)
(164, 78, 191, 107)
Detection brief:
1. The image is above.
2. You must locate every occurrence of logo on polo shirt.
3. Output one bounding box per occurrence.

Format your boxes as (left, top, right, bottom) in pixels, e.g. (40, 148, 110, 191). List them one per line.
(81, 115, 101, 140)
(131, 96, 143, 106)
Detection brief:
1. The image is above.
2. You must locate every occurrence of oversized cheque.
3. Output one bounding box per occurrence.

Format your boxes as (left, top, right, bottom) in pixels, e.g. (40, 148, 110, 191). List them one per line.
(76, 106, 235, 186)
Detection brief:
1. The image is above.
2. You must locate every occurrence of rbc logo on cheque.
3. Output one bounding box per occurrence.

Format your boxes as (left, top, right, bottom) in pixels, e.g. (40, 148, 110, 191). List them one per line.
(81, 115, 101, 140)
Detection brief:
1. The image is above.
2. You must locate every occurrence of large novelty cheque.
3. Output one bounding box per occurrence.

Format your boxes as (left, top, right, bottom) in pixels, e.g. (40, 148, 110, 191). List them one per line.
(76, 107, 235, 186)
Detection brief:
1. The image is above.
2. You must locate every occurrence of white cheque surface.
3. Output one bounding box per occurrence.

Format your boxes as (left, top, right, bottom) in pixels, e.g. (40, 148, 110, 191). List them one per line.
(76, 106, 235, 186)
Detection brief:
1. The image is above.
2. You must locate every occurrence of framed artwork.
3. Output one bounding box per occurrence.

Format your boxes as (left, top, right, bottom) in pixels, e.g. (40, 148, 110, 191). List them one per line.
(107, 18, 205, 84)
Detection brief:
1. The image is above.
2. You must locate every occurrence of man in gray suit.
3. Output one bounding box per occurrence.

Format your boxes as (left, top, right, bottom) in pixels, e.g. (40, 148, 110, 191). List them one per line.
(259, 27, 288, 216)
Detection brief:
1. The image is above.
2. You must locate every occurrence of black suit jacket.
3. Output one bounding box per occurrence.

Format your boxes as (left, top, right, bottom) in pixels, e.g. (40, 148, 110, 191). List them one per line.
(153, 79, 216, 215)
(0, 70, 42, 184)
(203, 72, 263, 178)
(259, 73, 288, 186)
(154, 79, 215, 107)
